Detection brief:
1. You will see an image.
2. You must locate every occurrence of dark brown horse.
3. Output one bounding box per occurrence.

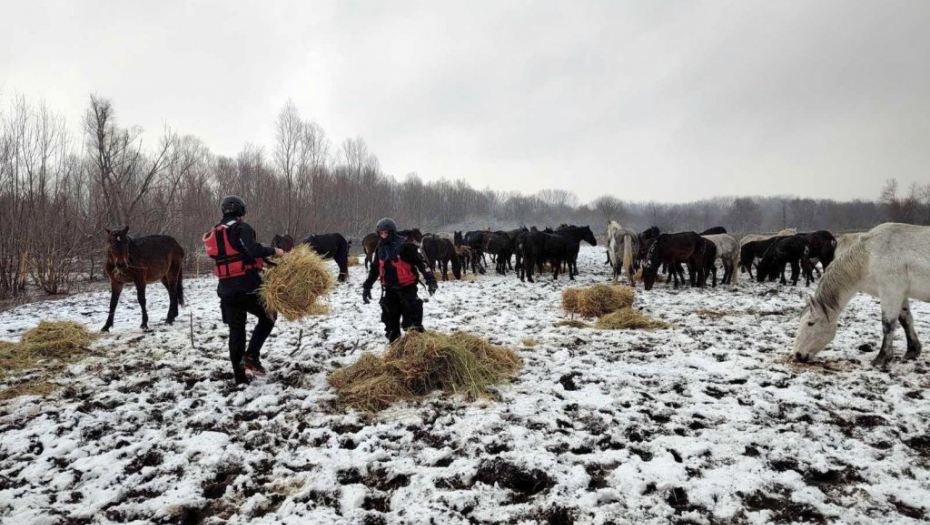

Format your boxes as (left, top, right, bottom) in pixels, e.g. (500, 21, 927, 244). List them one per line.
(642, 232, 705, 290)
(421, 235, 462, 280)
(102, 226, 185, 332)
(362, 232, 379, 270)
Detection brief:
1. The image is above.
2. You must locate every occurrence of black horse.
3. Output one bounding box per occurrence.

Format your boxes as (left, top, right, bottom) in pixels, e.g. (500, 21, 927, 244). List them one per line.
(554, 225, 598, 275)
(421, 235, 462, 281)
(800, 230, 837, 274)
(756, 235, 812, 286)
(642, 232, 705, 290)
(520, 231, 574, 282)
(273, 232, 351, 282)
(700, 226, 727, 235)
(694, 237, 719, 287)
(739, 237, 782, 279)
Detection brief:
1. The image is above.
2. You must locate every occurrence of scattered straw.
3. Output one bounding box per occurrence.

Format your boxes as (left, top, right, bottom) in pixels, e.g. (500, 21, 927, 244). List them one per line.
(260, 245, 334, 321)
(694, 308, 734, 320)
(522, 338, 539, 347)
(633, 269, 664, 283)
(556, 319, 591, 329)
(562, 284, 634, 318)
(347, 256, 361, 267)
(329, 331, 521, 412)
(595, 308, 670, 330)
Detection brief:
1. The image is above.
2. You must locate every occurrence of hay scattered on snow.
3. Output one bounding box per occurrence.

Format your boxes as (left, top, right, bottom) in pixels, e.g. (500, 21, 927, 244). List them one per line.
(260, 245, 334, 321)
(562, 284, 634, 318)
(347, 255, 361, 267)
(0, 321, 98, 399)
(329, 330, 521, 412)
(556, 319, 591, 329)
(595, 307, 670, 330)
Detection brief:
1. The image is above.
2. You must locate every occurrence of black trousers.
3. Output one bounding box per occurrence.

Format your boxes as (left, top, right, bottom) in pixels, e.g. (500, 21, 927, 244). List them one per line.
(221, 293, 275, 382)
(380, 285, 423, 342)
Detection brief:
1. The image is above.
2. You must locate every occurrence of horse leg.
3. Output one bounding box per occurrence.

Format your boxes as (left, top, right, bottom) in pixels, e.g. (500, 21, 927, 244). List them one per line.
(162, 276, 178, 324)
(901, 299, 923, 361)
(101, 281, 124, 332)
(873, 294, 905, 368)
(790, 260, 800, 286)
(135, 278, 150, 330)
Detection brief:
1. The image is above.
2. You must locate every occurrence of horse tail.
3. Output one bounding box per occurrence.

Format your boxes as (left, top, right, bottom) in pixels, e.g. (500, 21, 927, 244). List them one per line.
(622, 234, 633, 283)
(176, 266, 185, 306)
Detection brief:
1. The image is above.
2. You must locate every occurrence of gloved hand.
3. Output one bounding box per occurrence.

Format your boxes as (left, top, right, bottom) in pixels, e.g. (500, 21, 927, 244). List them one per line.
(362, 287, 372, 304)
(427, 280, 438, 296)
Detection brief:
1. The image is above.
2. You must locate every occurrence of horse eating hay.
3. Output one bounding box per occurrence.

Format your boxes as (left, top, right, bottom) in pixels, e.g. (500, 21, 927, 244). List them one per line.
(794, 223, 930, 368)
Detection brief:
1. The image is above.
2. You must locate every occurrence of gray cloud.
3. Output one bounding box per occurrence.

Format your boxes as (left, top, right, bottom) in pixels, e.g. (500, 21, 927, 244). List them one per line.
(2, 0, 928, 202)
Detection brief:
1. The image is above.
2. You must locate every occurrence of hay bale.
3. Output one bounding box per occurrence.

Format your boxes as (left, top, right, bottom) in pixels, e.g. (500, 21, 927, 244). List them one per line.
(595, 307, 670, 330)
(347, 255, 361, 267)
(329, 331, 521, 411)
(260, 245, 334, 321)
(562, 284, 634, 318)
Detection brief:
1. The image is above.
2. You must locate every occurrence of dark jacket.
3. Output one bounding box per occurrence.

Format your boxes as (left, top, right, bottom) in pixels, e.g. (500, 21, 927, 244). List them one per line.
(363, 236, 434, 290)
(215, 215, 276, 298)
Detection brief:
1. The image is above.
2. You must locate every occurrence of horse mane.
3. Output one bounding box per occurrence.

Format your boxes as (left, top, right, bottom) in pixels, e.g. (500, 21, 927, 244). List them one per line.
(811, 238, 869, 314)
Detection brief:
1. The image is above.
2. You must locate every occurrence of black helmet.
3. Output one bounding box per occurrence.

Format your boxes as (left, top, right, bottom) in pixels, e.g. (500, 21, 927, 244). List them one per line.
(376, 218, 396, 233)
(221, 195, 246, 217)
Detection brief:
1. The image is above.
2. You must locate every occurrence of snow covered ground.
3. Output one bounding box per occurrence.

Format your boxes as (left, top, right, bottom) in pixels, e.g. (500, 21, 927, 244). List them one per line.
(1, 246, 929, 524)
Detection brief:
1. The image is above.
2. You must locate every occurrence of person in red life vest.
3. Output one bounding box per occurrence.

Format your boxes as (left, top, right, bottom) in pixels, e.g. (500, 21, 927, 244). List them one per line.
(204, 195, 284, 383)
(362, 218, 438, 342)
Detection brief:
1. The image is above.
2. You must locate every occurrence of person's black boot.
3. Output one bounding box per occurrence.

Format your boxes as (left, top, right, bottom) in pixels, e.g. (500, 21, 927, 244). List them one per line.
(240, 354, 267, 377)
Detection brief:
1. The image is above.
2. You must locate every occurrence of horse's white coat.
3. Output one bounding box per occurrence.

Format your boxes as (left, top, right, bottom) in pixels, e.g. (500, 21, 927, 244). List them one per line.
(795, 223, 930, 366)
(701, 233, 740, 285)
(606, 221, 638, 286)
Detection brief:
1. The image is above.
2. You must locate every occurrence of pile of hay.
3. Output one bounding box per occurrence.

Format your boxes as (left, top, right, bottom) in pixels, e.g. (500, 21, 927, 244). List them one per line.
(562, 284, 634, 318)
(594, 308, 670, 330)
(260, 245, 334, 321)
(347, 255, 361, 267)
(556, 319, 591, 329)
(0, 321, 98, 399)
(329, 331, 521, 412)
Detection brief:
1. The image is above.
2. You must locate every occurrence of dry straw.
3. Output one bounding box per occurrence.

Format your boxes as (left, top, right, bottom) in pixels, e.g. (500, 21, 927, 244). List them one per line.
(329, 331, 521, 412)
(562, 284, 635, 318)
(0, 320, 98, 400)
(259, 245, 334, 321)
(595, 308, 671, 330)
(347, 255, 361, 267)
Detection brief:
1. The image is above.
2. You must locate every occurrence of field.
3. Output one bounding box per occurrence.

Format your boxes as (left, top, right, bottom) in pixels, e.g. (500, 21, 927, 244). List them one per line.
(1, 246, 929, 524)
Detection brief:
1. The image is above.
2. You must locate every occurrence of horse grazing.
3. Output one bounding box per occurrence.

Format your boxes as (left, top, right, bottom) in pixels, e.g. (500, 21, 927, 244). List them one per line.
(700, 226, 727, 235)
(456, 245, 485, 275)
(421, 235, 462, 281)
(486, 231, 515, 275)
(102, 226, 185, 332)
(520, 231, 574, 283)
(642, 232, 705, 290)
(607, 221, 639, 286)
(701, 233, 740, 285)
(795, 223, 930, 368)
(739, 236, 783, 278)
(800, 230, 837, 274)
(273, 232, 351, 282)
(756, 235, 812, 286)
(694, 238, 718, 287)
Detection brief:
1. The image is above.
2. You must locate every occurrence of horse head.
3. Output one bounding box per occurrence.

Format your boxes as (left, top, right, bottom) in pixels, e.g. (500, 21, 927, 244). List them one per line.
(580, 225, 598, 246)
(105, 226, 131, 269)
(272, 234, 295, 253)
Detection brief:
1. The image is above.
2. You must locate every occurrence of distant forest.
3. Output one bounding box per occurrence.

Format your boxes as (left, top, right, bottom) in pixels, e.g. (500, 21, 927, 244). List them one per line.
(2, 94, 928, 298)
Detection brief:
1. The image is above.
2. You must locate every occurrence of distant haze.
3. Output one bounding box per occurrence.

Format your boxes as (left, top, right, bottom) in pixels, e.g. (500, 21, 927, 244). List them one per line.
(2, 0, 929, 203)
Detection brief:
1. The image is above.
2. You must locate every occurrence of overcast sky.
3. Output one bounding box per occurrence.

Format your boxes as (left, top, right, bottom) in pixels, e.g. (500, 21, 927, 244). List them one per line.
(2, 0, 929, 203)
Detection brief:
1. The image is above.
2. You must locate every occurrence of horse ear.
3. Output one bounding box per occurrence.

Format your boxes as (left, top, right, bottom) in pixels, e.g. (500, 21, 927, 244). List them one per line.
(119, 226, 129, 235)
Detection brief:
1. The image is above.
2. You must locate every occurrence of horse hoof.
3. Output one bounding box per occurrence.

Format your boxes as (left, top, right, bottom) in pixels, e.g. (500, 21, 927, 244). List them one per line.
(165, 318, 175, 325)
(101, 326, 111, 333)
(871, 355, 893, 369)
(903, 350, 921, 361)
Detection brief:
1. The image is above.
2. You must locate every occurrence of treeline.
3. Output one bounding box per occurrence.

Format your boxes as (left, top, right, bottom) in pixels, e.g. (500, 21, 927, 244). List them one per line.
(2, 94, 928, 298)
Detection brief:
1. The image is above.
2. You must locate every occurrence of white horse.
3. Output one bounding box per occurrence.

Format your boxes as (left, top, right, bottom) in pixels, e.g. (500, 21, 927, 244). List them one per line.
(794, 223, 930, 368)
(701, 233, 740, 285)
(607, 221, 639, 286)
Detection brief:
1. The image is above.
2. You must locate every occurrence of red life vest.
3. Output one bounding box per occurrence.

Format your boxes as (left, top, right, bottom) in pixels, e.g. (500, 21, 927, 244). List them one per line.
(379, 256, 417, 287)
(203, 221, 263, 279)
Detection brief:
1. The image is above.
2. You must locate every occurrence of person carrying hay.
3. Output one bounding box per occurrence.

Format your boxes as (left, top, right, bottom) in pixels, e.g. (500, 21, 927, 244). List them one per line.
(362, 218, 438, 342)
(204, 195, 284, 383)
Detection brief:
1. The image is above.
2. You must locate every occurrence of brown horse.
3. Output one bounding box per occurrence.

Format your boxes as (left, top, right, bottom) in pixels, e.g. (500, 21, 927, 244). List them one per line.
(102, 226, 185, 332)
(362, 232, 379, 270)
(642, 232, 705, 290)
